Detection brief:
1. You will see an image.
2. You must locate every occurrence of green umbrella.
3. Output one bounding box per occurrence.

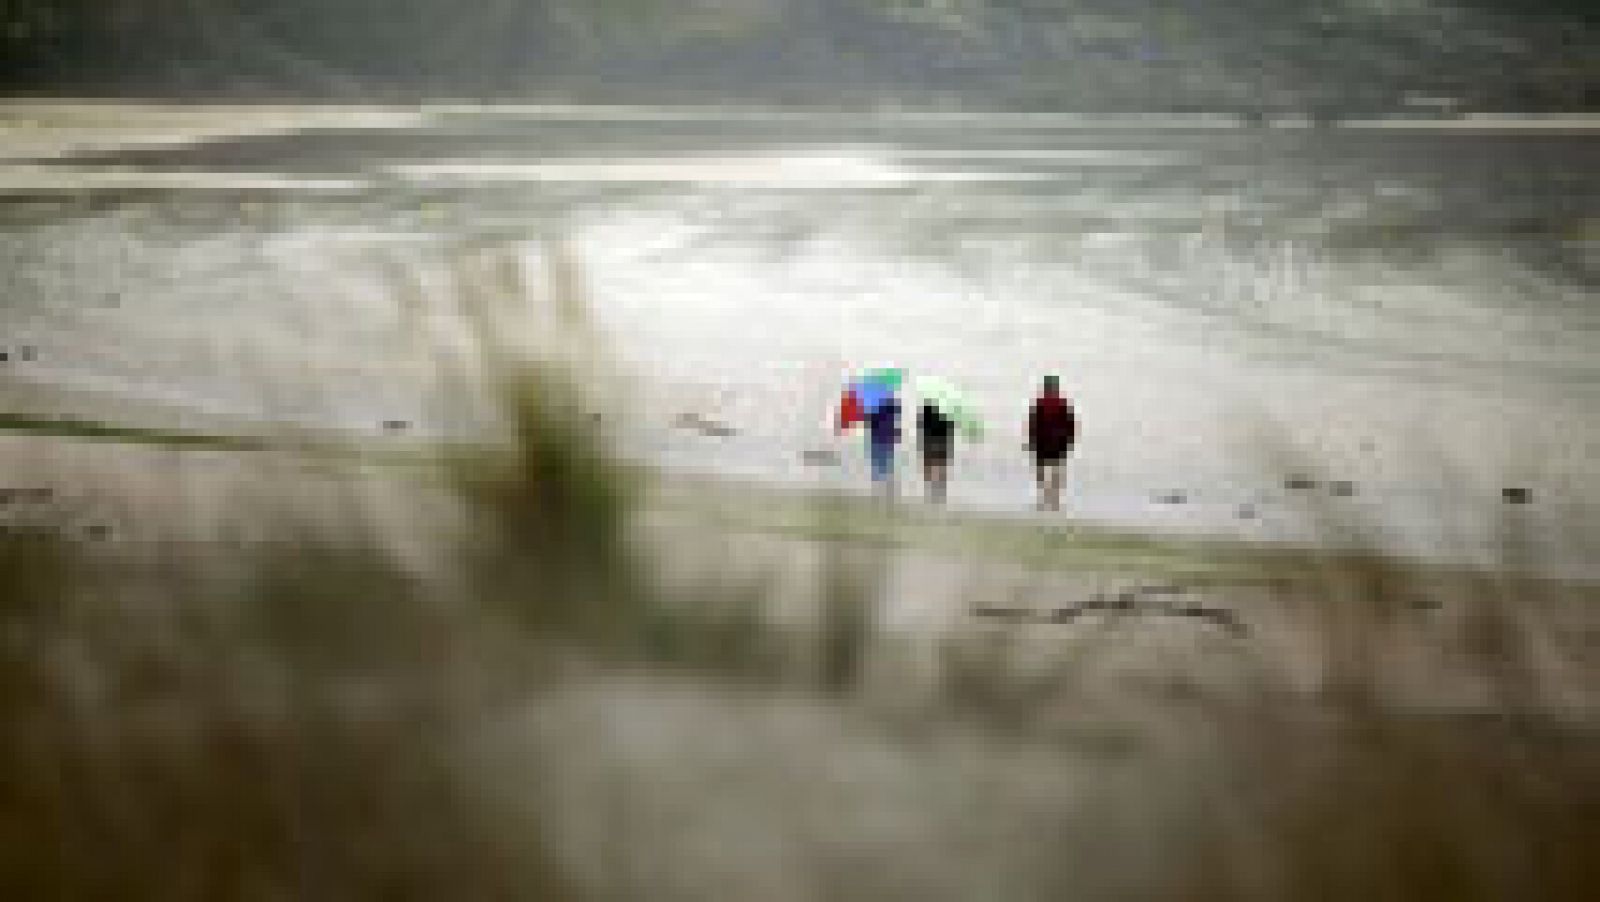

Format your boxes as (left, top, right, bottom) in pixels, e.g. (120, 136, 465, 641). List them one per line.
(860, 367, 905, 390)
(914, 376, 983, 441)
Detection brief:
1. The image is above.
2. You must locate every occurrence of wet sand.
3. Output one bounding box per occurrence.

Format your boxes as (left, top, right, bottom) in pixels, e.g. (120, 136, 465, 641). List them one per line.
(4, 101, 1597, 582)
(0, 100, 429, 162)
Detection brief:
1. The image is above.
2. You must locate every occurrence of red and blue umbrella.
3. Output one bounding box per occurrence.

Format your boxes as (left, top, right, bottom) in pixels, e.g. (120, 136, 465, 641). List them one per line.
(836, 367, 904, 431)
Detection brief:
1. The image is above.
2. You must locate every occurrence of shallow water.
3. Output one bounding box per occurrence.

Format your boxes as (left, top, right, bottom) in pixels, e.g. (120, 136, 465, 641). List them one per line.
(2, 103, 1596, 574)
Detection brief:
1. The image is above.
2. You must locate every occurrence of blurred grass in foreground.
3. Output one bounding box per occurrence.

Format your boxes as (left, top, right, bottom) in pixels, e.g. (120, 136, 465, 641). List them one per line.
(0, 239, 1594, 900)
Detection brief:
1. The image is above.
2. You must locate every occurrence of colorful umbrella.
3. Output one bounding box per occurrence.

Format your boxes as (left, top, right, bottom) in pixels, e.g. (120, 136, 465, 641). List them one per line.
(851, 378, 896, 415)
(860, 367, 904, 390)
(914, 376, 983, 440)
(835, 388, 865, 431)
(837, 367, 905, 431)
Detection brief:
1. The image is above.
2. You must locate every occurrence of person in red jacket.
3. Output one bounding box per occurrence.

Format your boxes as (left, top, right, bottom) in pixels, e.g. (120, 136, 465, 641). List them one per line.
(1026, 375, 1077, 511)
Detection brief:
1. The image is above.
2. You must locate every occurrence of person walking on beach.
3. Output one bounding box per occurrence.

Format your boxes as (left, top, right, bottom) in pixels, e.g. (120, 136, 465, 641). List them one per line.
(866, 393, 902, 495)
(1026, 375, 1076, 511)
(918, 400, 954, 503)
(837, 368, 906, 496)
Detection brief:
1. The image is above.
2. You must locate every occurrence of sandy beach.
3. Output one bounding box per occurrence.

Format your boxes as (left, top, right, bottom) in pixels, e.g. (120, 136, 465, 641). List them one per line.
(4, 101, 1596, 582)
(3, 400, 1596, 899)
(2, 97, 1596, 901)
(3, 402, 1592, 709)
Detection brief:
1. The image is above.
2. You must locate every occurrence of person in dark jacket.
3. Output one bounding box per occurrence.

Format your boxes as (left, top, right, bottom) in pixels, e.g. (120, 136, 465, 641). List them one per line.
(865, 396, 901, 494)
(917, 402, 955, 503)
(1026, 375, 1076, 511)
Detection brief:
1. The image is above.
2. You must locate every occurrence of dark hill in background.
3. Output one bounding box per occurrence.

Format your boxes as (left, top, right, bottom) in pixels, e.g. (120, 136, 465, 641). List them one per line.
(2, 0, 1595, 112)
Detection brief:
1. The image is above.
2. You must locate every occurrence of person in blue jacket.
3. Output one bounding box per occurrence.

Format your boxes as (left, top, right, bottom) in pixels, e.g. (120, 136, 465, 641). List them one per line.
(865, 394, 902, 494)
